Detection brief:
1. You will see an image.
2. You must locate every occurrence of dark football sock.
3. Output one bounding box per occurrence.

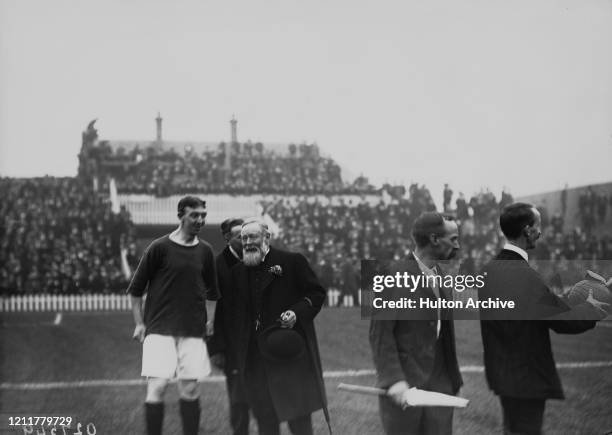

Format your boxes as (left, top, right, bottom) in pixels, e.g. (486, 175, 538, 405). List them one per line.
(145, 402, 164, 435)
(179, 398, 200, 435)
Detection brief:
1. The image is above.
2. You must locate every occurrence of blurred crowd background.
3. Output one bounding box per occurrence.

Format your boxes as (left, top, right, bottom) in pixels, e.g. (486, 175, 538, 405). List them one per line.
(2, 136, 611, 299)
(84, 140, 373, 196)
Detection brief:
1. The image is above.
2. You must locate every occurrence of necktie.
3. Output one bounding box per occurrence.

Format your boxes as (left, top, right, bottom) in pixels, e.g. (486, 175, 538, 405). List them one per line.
(430, 266, 441, 338)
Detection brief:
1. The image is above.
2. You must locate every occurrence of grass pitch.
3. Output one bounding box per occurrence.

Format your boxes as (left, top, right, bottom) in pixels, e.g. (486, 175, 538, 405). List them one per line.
(1, 309, 611, 434)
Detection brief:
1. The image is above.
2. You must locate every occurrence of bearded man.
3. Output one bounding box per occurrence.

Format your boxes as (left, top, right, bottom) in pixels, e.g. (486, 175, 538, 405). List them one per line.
(230, 218, 329, 435)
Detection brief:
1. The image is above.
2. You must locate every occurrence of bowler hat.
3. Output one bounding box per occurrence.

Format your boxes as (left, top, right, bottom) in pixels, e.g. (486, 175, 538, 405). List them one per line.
(257, 323, 306, 362)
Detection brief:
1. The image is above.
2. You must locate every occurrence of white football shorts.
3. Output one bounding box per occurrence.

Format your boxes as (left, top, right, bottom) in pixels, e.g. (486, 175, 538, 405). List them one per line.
(141, 334, 211, 380)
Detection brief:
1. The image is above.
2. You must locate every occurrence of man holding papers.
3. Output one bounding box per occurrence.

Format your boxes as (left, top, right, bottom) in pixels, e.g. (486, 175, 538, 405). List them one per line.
(480, 203, 608, 435)
(337, 383, 469, 409)
(369, 212, 463, 435)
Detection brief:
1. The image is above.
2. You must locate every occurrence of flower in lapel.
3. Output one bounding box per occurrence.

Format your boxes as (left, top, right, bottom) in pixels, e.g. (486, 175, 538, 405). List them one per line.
(268, 265, 283, 277)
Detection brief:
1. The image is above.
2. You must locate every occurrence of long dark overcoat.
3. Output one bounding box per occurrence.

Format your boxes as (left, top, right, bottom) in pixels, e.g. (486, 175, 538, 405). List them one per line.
(207, 246, 246, 402)
(231, 246, 328, 421)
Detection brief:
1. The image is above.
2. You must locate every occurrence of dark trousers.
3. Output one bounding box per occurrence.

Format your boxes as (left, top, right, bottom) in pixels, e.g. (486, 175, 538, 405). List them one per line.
(244, 340, 313, 435)
(500, 397, 545, 435)
(379, 339, 455, 435)
(379, 398, 454, 435)
(226, 372, 250, 435)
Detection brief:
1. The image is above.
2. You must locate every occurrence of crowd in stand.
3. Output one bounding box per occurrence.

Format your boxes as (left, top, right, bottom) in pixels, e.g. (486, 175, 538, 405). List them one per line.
(260, 186, 503, 301)
(576, 186, 612, 235)
(264, 186, 612, 303)
(263, 183, 434, 263)
(531, 206, 612, 289)
(89, 141, 376, 195)
(1, 173, 611, 296)
(0, 177, 136, 295)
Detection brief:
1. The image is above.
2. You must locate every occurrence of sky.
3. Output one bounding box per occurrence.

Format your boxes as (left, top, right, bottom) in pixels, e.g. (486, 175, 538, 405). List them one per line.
(1, 0, 611, 205)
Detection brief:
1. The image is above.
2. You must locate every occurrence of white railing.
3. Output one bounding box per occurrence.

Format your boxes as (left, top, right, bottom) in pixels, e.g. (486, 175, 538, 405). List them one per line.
(118, 194, 383, 225)
(0, 294, 132, 312)
(1, 292, 358, 311)
(118, 194, 263, 225)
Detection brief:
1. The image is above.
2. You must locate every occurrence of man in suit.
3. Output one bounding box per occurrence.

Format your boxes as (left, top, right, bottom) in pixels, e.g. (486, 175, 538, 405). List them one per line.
(480, 202, 608, 435)
(208, 218, 253, 435)
(370, 212, 463, 435)
(232, 218, 329, 435)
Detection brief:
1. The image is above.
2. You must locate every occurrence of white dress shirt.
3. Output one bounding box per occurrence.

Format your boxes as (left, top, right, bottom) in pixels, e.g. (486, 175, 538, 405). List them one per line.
(503, 243, 529, 262)
(413, 252, 441, 337)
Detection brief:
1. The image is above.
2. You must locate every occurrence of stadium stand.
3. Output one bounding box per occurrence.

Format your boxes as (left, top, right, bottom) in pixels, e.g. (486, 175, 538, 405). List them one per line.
(1, 174, 611, 297)
(520, 182, 612, 236)
(86, 139, 375, 196)
(77, 117, 379, 195)
(262, 187, 612, 304)
(0, 177, 136, 295)
(1, 118, 610, 298)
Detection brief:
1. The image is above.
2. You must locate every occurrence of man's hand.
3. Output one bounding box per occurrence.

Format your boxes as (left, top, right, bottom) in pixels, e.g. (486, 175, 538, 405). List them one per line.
(400, 387, 425, 409)
(132, 323, 145, 343)
(387, 380, 410, 408)
(205, 320, 214, 337)
(586, 289, 610, 318)
(280, 310, 297, 328)
(210, 353, 226, 370)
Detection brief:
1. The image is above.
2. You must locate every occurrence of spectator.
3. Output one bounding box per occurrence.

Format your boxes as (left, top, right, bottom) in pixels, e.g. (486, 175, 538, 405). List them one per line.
(87, 141, 371, 196)
(0, 177, 136, 295)
(443, 183, 453, 212)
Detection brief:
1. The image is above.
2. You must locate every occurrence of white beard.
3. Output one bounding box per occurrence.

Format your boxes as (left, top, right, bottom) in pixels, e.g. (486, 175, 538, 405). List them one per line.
(243, 249, 262, 266)
(243, 242, 269, 267)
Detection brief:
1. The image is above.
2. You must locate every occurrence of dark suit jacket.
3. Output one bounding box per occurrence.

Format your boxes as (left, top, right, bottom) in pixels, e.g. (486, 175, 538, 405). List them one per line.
(208, 246, 241, 370)
(480, 249, 596, 399)
(231, 246, 328, 421)
(369, 254, 463, 393)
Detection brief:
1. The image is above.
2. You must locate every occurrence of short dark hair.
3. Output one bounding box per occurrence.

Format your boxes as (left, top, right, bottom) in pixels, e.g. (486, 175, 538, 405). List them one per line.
(220, 218, 244, 236)
(411, 212, 455, 248)
(499, 202, 536, 239)
(177, 196, 206, 217)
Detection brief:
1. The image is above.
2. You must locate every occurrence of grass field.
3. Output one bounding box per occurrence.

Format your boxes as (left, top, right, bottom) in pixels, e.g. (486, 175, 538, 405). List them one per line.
(1, 308, 611, 434)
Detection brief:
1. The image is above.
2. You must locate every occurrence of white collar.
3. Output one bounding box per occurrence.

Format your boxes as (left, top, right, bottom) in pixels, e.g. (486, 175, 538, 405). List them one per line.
(412, 251, 437, 275)
(229, 245, 241, 261)
(503, 243, 529, 262)
(261, 246, 270, 263)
